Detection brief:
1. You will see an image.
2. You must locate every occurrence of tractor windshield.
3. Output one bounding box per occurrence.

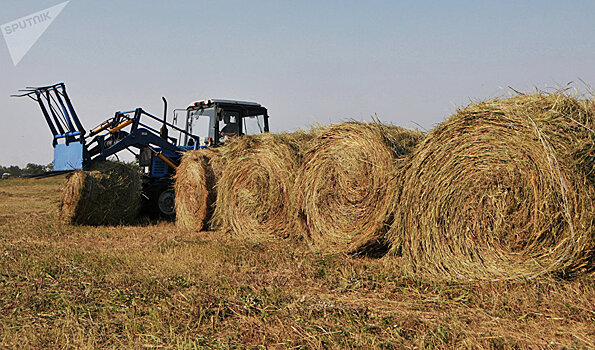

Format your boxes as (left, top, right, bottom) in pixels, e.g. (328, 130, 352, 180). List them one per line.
(187, 108, 215, 147)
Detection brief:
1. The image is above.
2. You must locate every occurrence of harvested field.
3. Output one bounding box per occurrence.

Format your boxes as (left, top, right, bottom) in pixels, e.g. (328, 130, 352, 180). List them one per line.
(0, 177, 593, 348)
(294, 122, 423, 255)
(391, 94, 595, 280)
(174, 148, 222, 231)
(212, 132, 312, 239)
(60, 162, 141, 226)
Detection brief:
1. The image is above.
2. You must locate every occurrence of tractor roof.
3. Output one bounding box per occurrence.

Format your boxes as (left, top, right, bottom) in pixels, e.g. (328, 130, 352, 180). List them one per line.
(187, 99, 262, 109)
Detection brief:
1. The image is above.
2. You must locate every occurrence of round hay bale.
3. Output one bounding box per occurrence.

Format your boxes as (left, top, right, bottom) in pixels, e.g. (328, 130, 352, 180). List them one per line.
(391, 93, 595, 280)
(294, 122, 424, 255)
(212, 132, 312, 239)
(174, 148, 222, 231)
(60, 161, 141, 225)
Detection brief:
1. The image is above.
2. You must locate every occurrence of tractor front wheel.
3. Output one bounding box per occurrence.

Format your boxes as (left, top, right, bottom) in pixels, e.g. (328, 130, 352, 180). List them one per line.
(143, 179, 176, 220)
(156, 189, 176, 217)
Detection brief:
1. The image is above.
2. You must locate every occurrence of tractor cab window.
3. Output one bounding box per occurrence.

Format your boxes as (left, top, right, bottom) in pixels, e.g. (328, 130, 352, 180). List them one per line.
(187, 107, 215, 146)
(243, 115, 266, 135)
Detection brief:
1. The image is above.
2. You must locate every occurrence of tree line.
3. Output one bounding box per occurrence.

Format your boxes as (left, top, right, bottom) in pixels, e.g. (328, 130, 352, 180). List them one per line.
(0, 163, 53, 177)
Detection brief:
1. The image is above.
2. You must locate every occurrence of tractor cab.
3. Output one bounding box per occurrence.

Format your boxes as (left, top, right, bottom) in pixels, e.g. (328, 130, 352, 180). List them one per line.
(182, 99, 269, 147)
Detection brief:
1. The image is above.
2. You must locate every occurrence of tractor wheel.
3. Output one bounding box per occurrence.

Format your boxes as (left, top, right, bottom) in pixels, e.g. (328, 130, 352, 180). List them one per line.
(156, 188, 176, 218)
(143, 179, 176, 220)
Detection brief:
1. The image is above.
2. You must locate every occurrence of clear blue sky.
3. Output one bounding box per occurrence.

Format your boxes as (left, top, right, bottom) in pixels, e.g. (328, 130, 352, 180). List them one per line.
(1, 0, 594, 166)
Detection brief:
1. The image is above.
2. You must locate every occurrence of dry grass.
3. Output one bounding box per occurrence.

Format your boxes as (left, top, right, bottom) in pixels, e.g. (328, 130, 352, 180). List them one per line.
(212, 132, 313, 240)
(174, 148, 222, 231)
(0, 177, 594, 348)
(390, 93, 595, 281)
(60, 162, 141, 226)
(294, 122, 423, 256)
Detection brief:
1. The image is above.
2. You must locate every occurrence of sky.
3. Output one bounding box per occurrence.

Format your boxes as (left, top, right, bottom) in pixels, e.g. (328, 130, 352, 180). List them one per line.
(1, 0, 594, 166)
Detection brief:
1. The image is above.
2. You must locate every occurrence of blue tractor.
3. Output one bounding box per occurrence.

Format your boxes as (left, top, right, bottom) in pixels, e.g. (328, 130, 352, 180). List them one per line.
(14, 83, 270, 218)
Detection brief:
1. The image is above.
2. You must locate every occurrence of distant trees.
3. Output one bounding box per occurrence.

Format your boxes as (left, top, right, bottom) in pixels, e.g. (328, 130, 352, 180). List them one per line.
(0, 163, 53, 177)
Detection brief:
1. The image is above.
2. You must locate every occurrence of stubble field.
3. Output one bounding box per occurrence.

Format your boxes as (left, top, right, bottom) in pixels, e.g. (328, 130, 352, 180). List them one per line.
(0, 177, 593, 349)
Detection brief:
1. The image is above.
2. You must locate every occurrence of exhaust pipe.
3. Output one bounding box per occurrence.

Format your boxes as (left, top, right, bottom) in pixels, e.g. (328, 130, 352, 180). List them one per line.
(160, 96, 168, 140)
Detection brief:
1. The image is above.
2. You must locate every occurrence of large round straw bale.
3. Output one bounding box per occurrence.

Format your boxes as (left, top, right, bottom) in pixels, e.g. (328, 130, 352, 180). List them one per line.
(294, 122, 424, 255)
(212, 132, 312, 239)
(391, 93, 595, 280)
(174, 148, 222, 231)
(60, 161, 141, 225)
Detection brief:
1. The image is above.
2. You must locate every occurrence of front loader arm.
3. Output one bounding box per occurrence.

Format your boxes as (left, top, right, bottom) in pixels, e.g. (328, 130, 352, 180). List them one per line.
(92, 128, 181, 162)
